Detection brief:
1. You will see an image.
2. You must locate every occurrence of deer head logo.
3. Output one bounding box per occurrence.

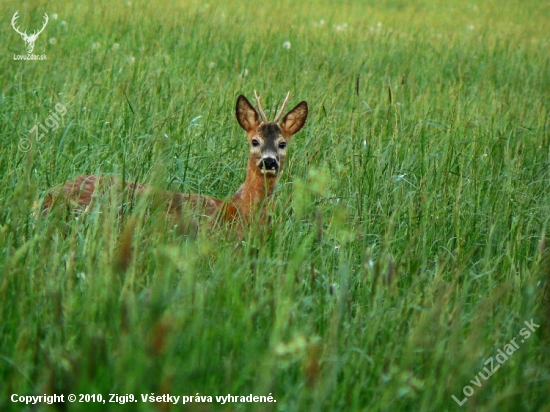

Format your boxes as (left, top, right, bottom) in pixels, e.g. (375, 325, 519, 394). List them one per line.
(11, 11, 49, 54)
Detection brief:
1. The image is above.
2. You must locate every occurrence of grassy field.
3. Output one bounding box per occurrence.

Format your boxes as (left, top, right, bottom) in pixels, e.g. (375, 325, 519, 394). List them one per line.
(1, 0, 550, 410)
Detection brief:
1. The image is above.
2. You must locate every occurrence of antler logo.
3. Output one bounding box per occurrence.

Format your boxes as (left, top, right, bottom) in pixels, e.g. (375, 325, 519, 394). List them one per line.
(11, 11, 49, 54)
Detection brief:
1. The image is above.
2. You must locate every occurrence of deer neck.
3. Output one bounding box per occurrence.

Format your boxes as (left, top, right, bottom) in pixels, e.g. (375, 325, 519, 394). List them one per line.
(231, 157, 279, 211)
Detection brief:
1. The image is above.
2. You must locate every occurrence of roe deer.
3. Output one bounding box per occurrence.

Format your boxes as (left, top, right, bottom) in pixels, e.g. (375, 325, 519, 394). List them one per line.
(41, 92, 308, 233)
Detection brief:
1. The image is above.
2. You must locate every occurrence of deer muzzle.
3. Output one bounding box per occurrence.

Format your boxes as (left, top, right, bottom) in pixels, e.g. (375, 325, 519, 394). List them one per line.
(259, 157, 279, 175)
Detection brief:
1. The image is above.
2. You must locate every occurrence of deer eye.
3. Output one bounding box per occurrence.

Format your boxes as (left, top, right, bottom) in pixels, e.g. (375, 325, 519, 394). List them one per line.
(251, 139, 260, 147)
(278, 141, 287, 149)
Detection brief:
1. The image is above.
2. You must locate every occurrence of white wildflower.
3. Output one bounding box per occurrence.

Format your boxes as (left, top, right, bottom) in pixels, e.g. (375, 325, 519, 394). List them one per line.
(335, 23, 348, 32)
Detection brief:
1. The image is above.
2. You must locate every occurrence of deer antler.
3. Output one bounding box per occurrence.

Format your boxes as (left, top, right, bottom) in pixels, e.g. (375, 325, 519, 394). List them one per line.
(33, 14, 49, 37)
(273, 92, 291, 123)
(11, 11, 27, 37)
(253, 90, 269, 124)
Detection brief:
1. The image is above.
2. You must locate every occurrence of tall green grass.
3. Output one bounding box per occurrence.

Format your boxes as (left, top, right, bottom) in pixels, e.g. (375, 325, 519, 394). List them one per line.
(1, 0, 550, 410)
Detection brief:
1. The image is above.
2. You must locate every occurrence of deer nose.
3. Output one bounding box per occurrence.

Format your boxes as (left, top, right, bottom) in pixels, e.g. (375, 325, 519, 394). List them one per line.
(260, 157, 279, 171)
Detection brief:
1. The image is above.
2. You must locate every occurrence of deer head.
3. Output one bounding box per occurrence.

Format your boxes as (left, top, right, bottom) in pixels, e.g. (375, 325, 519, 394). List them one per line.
(11, 11, 49, 54)
(236, 91, 308, 179)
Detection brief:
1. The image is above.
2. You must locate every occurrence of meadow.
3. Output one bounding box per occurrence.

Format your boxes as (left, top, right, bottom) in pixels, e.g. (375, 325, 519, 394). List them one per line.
(1, 0, 550, 410)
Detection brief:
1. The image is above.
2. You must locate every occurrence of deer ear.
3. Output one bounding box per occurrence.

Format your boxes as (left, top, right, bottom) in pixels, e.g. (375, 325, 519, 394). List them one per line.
(280, 101, 308, 136)
(236, 95, 260, 133)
